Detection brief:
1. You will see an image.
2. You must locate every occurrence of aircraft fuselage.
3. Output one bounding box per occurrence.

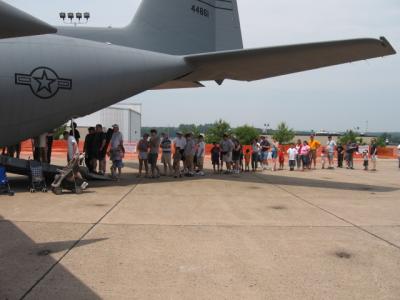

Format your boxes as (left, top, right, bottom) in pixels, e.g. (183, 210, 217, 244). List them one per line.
(0, 34, 189, 146)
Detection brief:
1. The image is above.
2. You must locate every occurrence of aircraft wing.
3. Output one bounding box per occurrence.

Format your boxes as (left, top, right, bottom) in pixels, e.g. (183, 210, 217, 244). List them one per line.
(0, 0, 57, 39)
(182, 37, 396, 82)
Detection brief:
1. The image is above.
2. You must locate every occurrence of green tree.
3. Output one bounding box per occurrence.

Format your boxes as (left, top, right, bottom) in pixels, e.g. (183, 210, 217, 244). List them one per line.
(234, 125, 261, 145)
(272, 122, 295, 145)
(377, 133, 391, 147)
(178, 124, 201, 136)
(338, 130, 358, 145)
(205, 119, 231, 143)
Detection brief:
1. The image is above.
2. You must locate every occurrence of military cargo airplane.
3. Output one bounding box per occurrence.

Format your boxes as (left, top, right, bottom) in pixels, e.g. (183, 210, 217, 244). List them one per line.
(0, 0, 396, 147)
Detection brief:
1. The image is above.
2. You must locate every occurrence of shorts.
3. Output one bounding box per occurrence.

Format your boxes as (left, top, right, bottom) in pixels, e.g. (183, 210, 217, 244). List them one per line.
(148, 153, 159, 165)
(261, 151, 269, 161)
(371, 155, 377, 162)
(328, 152, 334, 160)
(271, 151, 278, 159)
(310, 150, 317, 160)
(222, 152, 232, 163)
(232, 151, 240, 162)
(161, 152, 172, 165)
(139, 152, 148, 160)
(112, 160, 124, 169)
(211, 155, 220, 165)
(94, 150, 106, 160)
(302, 155, 309, 166)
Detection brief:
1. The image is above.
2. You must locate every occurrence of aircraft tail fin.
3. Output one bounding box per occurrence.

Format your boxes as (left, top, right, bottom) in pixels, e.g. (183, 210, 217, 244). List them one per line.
(127, 0, 243, 55)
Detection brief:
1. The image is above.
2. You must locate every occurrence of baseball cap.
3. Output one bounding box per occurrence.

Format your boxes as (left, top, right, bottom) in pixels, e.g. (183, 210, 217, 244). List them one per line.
(112, 124, 119, 128)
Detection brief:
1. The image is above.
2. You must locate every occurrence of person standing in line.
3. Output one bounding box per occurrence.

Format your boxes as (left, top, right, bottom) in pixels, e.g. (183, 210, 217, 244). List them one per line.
(300, 141, 310, 171)
(370, 138, 378, 172)
(278, 146, 285, 170)
(174, 132, 186, 169)
(184, 133, 196, 176)
(210, 142, 220, 174)
(287, 143, 297, 171)
(195, 134, 206, 176)
(70, 122, 81, 146)
(260, 136, 270, 171)
(270, 139, 279, 171)
(244, 149, 251, 172)
(326, 135, 336, 169)
(232, 138, 241, 174)
(321, 147, 327, 169)
(148, 129, 161, 178)
(109, 124, 125, 179)
(38, 132, 48, 163)
(83, 127, 96, 172)
(295, 139, 302, 170)
(47, 131, 54, 163)
(93, 124, 107, 175)
(173, 139, 183, 179)
(64, 131, 79, 162)
(137, 133, 149, 178)
(346, 141, 357, 170)
(220, 134, 234, 173)
(160, 133, 173, 176)
(308, 135, 321, 170)
(337, 142, 344, 168)
(251, 139, 260, 172)
(363, 150, 369, 171)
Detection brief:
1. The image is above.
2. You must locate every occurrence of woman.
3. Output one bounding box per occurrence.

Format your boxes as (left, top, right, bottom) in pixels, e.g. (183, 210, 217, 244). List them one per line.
(370, 138, 378, 171)
(300, 141, 310, 171)
(270, 139, 279, 171)
(232, 138, 242, 174)
(136, 133, 149, 178)
(251, 139, 260, 171)
(295, 139, 302, 170)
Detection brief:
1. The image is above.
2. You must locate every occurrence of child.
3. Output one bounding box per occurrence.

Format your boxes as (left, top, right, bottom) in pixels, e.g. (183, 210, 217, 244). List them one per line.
(110, 145, 124, 179)
(363, 150, 369, 171)
(211, 142, 220, 173)
(278, 147, 285, 170)
(321, 147, 327, 169)
(287, 144, 297, 171)
(244, 149, 251, 172)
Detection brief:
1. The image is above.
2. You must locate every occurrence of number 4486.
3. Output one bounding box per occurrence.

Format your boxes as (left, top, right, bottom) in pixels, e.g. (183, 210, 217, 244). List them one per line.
(191, 5, 209, 17)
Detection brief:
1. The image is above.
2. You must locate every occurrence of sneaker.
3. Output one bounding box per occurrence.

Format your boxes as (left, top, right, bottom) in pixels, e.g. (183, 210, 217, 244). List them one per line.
(81, 182, 89, 190)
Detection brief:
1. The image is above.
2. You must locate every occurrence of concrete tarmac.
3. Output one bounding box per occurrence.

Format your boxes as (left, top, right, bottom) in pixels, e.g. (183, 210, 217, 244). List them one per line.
(1, 159, 400, 299)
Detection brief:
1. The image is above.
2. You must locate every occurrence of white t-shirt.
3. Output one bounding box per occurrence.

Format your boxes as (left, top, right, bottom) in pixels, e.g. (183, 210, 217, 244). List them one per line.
(287, 148, 298, 161)
(197, 141, 206, 158)
(68, 136, 78, 160)
(111, 131, 123, 150)
(326, 140, 336, 153)
(174, 137, 186, 149)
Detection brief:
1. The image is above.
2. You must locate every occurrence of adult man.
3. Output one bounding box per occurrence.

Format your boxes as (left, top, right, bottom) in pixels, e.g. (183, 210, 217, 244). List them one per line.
(220, 134, 234, 173)
(196, 134, 206, 176)
(160, 133, 173, 176)
(326, 136, 337, 169)
(370, 138, 378, 172)
(70, 122, 81, 145)
(110, 124, 124, 153)
(260, 136, 270, 170)
(83, 127, 96, 172)
(336, 142, 345, 168)
(174, 131, 186, 162)
(38, 133, 48, 163)
(308, 135, 321, 169)
(346, 141, 357, 169)
(64, 131, 78, 162)
(93, 124, 107, 175)
(184, 133, 196, 176)
(149, 129, 161, 178)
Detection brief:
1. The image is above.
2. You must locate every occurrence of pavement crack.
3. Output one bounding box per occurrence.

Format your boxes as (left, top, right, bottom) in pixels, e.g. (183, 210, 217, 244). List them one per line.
(19, 183, 140, 300)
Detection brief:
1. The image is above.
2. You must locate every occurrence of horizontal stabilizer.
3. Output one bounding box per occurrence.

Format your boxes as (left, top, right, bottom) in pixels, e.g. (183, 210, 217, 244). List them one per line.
(0, 0, 57, 39)
(182, 37, 396, 82)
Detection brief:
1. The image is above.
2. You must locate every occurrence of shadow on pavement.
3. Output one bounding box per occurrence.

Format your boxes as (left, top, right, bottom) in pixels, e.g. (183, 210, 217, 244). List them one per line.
(0, 215, 103, 299)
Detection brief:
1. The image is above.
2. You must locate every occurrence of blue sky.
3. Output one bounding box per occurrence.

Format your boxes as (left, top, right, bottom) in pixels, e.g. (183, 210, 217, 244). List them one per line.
(7, 0, 400, 131)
